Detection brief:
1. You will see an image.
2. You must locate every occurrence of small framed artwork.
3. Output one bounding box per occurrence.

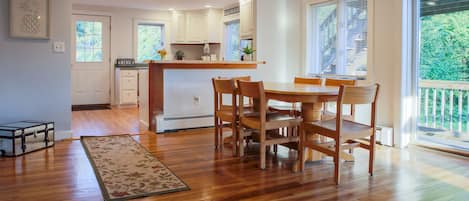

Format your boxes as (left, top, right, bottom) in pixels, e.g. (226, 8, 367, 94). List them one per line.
(10, 0, 50, 39)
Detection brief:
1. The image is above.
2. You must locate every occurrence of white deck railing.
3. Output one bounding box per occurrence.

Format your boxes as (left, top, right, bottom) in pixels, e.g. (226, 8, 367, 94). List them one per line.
(419, 80, 469, 132)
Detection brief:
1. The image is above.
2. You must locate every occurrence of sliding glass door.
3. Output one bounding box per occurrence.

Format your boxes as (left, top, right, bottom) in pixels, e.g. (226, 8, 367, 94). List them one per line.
(416, 0, 469, 152)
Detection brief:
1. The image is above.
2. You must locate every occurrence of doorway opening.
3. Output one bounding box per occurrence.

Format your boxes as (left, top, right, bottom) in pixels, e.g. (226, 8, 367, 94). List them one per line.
(416, 1, 469, 153)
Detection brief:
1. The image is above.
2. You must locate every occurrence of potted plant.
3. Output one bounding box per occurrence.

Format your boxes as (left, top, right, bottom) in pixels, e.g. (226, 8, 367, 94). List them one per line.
(241, 46, 255, 61)
(175, 50, 185, 60)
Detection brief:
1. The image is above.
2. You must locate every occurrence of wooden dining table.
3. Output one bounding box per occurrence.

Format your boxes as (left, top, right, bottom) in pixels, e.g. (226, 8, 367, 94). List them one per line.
(263, 82, 339, 161)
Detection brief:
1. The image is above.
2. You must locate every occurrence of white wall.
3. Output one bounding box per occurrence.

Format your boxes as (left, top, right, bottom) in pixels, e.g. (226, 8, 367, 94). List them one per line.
(0, 0, 73, 140)
(255, 0, 303, 82)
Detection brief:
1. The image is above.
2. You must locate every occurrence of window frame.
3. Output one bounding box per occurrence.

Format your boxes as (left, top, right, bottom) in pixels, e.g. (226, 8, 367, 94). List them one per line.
(133, 19, 169, 63)
(303, 0, 374, 80)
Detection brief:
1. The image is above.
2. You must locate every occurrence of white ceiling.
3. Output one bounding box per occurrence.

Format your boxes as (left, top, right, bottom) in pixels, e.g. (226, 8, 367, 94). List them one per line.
(72, 0, 239, 10)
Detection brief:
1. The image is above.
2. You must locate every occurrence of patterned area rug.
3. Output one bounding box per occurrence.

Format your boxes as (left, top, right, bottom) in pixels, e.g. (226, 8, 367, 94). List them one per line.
(81, 135, 190, 201)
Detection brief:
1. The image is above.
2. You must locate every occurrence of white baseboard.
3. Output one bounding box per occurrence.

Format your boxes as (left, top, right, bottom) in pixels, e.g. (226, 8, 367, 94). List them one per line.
(159, 116, 213, 133)
(55, 130, 72, 141)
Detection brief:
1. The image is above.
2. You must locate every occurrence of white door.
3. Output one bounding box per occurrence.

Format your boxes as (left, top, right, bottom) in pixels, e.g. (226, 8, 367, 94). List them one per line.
(71, 15, 110, 105)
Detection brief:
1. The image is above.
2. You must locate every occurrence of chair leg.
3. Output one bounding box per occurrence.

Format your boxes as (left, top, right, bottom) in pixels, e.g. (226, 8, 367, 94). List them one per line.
(298, 124, 305, 172)
(214, 117, 219, 150)
(232, 122, 237, 156)
(218, 121, 223, 150)
(334, 137, 342, 185)
(238, 126, 245, 157)
(260, 128, 266, 169)
(369, 134, 376, 176)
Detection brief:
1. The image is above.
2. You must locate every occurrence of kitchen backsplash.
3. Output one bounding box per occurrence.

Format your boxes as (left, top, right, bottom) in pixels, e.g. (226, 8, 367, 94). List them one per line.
(170, 44, 220, 60)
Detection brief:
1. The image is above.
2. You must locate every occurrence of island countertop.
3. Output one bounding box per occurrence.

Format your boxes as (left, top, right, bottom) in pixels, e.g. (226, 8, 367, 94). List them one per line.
(149, 60, 266, 64)
(148, 60, 265, 70)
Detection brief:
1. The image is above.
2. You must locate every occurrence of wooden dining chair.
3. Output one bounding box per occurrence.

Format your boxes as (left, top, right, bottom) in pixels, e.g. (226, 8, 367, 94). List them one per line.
(298, 84, 380, 184)
(322, 78, 357, 121)
(237, 80, 302, 169)
(269, 77, 322, 116)
(212, 78, 239, 156)
(213, 76, 255, 155)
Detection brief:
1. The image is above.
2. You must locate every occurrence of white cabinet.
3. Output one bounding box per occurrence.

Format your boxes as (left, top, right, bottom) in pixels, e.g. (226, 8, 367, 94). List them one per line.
(207, 9, 223, 43)
(171, 9, 222, 43)
(116, 69, 138, 105)
(185, 11, 208, 43)
(172, 12, 186, 43)
(240, 0, 255, 39)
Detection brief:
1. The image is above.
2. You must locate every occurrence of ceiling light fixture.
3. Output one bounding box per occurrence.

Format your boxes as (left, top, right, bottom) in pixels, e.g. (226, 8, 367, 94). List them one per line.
(426, 1, 436, 6)
(204, 5, 212, 8)
(168, 8, 175, 11)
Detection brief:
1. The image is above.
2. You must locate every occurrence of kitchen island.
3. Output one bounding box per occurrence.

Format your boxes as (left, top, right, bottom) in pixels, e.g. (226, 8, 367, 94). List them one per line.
(143, 60, 265, 132)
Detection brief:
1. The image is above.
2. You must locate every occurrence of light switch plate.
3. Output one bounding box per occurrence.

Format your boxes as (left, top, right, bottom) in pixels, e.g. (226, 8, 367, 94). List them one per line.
(53, 41, 65, 53)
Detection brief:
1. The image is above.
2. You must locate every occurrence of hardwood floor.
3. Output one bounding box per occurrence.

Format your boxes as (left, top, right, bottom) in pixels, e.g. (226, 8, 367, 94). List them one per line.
(0, 108, 468, 201)
(71, 107, 145, 137)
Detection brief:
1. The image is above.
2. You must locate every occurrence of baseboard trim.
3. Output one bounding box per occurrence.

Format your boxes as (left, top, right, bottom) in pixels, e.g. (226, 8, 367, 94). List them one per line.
(55, 130, 73, 141)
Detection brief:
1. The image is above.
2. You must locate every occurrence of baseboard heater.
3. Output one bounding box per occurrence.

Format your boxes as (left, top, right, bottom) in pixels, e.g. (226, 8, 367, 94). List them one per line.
(156, 114, 214, 133)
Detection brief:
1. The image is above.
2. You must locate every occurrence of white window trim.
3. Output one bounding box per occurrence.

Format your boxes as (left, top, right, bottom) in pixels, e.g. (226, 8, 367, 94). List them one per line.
(301, 0, 375, 81)
(133, 19, 171, 62)
(398, 0, 418, 148)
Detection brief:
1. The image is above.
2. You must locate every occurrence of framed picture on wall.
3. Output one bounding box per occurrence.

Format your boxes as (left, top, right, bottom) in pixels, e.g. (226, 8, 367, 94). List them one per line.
(10, 0, 50, 39)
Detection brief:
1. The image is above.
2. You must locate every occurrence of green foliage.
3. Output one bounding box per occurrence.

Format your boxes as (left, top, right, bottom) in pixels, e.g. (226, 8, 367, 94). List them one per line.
(241, 46, 255, 55)
(137, 24, 163, 62)
(418, 10, 469, 135)
(175, 50, 185, 60)
(420, 10, 469, 81)
(75, 21, 103, 62)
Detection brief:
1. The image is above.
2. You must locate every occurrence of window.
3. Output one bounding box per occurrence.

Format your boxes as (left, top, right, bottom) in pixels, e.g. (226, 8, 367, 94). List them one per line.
(307, 0, 368, 76)
(224, 20, 240, 61)
(76, 21, 103, 62)
(136, 23, 164, 62)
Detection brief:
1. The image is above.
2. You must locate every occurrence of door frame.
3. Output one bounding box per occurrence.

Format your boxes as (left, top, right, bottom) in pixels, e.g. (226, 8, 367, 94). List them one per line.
(71, 13, 112, 106)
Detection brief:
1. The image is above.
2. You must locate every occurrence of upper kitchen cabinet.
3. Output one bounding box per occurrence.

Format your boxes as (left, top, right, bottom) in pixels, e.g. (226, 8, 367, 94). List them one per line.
(171, 9, 223, 44)
(185, 11, 208, 43)
(172, 11, 186, 43)
(240, 0, 256, 39)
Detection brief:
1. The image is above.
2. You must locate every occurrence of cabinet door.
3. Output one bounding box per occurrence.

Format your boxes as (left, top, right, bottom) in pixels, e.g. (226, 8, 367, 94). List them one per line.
(120, 90, 138, 104)
(240, 0, 254, 39)
(185, 12, 208, 43)
(207, 9, 222, 43)
(172, 12, 186, 43)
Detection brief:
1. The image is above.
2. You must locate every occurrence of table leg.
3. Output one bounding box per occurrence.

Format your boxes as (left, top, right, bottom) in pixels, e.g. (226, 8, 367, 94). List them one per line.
(301, 103, 324, 161)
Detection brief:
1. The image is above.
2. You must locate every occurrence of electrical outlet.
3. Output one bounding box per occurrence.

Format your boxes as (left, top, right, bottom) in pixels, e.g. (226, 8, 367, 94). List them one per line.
(53, 41, 65, 53)
(193, 96, 200, 104)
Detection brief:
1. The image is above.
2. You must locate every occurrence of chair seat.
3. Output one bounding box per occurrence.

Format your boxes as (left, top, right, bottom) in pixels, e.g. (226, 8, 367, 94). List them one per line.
(304, 119, 373, 140)
(241, 113, 302, 130)
(216, 106, 254, 122)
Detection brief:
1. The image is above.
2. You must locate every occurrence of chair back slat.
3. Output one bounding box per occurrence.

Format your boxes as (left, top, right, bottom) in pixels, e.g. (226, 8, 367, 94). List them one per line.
(212, 78, 236, 94)
(340, 84, 379, 105)
(236, 80, 266, 123)
(294, 77, 322, 85)
(325, 78, 356, 87)
(237, 80, 264, 99)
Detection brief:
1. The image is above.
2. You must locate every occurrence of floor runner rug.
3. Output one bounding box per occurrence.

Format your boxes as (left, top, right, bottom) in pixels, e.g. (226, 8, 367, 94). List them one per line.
(81, 135, 190, 201)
